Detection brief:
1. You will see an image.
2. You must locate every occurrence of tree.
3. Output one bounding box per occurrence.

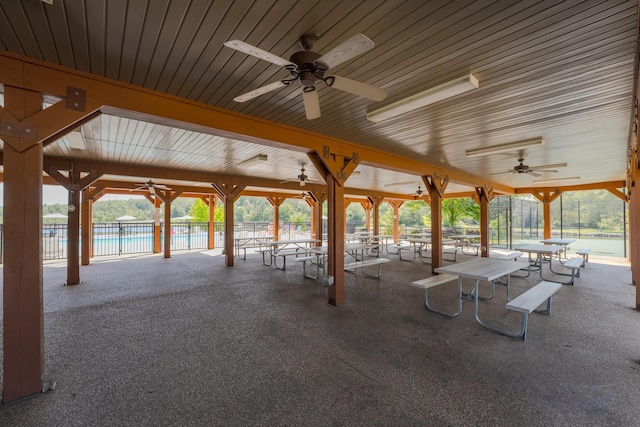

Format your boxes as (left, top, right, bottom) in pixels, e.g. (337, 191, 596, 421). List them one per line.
(442, 198, 479, 230)
(189, 198, 209, 222)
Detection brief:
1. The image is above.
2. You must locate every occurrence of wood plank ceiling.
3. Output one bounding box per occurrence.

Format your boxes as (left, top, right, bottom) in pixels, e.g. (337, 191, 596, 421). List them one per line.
(0, 0, 636, 196)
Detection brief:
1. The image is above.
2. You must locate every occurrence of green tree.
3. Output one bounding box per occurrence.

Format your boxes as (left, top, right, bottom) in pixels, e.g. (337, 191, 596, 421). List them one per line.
(442, 198, 479, 230)
(399, 200, 429, 226)
(189, 198, 209, 222)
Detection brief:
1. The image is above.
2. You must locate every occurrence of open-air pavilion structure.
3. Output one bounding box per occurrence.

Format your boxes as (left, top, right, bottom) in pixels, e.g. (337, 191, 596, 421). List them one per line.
(1, 0, 639, 405)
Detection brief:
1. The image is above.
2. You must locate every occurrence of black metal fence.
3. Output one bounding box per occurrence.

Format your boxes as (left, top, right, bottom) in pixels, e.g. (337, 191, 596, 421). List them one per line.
(0, 197, 629, 262)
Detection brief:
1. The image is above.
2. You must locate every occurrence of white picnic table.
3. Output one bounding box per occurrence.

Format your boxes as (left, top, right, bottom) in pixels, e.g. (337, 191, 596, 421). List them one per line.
(448, 234, 481, 254)
(435, 257, 528, 334)
(515, 243, 569, 281)
(258, 239, 321, 269)
(302, 243, 379, 278)
(540, 238, 575, 260)
(233, 235, 276, 259)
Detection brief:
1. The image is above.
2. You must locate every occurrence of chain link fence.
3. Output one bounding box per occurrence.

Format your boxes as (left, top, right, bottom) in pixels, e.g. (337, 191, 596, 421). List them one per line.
(489, 194, 628, 258)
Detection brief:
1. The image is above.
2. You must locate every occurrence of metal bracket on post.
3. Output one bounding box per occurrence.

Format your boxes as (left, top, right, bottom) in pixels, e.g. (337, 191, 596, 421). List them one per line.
(0, 119, 37, 139)
(67, 87, 86, 111)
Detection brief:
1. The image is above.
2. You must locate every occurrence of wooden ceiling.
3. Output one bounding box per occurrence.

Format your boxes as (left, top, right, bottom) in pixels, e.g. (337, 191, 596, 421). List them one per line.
(0, 0, 637, 197)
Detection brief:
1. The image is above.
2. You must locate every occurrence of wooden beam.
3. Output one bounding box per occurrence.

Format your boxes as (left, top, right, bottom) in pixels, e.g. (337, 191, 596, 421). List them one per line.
(516, 181, 626, 194)
(0, 51, 513, 193)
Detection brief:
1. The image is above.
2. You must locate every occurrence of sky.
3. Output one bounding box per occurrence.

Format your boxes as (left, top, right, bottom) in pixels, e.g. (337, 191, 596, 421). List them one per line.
(0, 184, 138, 206)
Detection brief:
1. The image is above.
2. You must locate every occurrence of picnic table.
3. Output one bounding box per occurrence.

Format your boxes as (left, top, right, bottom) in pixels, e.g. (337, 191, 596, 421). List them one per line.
(434, 257, 530, 336)
(515, 244, 570, 281)
(540, 238, 575, 260)
(448, 234, 480, 254)
(300, 243, 382, 279)
(234, 235, 275, 259)
(258, 239, 320, 269)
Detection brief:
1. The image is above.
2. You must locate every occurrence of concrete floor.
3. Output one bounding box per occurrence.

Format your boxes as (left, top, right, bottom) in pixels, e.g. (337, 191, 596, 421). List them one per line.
(0, 248, 639, 426)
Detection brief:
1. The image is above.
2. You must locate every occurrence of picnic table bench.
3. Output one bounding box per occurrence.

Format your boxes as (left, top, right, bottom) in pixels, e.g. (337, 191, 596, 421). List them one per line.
(344, 257, 390, 278)
(576, 248, 591, 265)
(411, 274, 461, 317)
(562, 257, 583, 285)
(505, 281, 562, 340)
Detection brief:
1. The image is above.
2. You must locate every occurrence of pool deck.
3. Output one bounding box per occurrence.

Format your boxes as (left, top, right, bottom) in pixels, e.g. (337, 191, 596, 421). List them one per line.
(1, 249, 639, 426)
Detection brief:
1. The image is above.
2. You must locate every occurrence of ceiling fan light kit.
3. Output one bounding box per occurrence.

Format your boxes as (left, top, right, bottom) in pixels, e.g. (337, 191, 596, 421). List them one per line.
(367, 74, 479, 123)
(238, 154, 268, 167)
(224, 33, 387, 119)
(465, 137, 544, 158)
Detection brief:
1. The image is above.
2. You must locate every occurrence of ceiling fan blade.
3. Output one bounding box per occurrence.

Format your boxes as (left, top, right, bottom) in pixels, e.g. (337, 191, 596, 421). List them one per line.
(223, 40, 295, 68)
(233, 81, 288, 102)
(533, 169, 558, 173)
(530, 172, 541, 177)
(302, 88, 321, 120)
(489, 171, 513, 175)
(315, 33, 374, 70)
(326, 75, 387, 102)
(529, 162, 567, 170)
(148, 186, 156, 195)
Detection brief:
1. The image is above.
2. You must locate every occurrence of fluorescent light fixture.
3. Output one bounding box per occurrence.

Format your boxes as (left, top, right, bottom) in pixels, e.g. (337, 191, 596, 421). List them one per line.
(367, 74, 479, 123)
(533, 176, 580, 184)
(384, 181, 416, 188)
(238, 154, 268, 167)
(66, 130, 85, 150)
(465, 138, 544, 158)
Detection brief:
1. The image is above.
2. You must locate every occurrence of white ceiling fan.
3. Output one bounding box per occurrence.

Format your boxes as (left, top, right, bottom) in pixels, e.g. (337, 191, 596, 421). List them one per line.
(224, 33, 388, 119)
(491, 158, 567, 177)
(132, 180, 171, 195)
(280, 166, 318, 187)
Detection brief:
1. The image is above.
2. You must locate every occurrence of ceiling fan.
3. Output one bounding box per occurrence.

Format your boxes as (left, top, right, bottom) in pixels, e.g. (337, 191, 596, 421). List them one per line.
(412, 185, 424, 199)
(132, 180, 171, 195)
(281, 166, 318, 187)
(224, 33, 388, 119)
(491, 158, 567, 177)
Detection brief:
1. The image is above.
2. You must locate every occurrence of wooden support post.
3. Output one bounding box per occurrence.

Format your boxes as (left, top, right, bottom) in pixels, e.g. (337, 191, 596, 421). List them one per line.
(388, 200, 404, 242)
(474, 186, 493, 257)
(360, 199, 372, 231)
(164, 195, 172, 258)
(67, 172, 81, 285)
(160, 190, 182, 259)
(630, 185, 639, 309)
(424, 173, 449, 273)
(2, 87, 45, 402)
(83, 185, 107, 260)
(267, 196, 286, 241)
(212, 181, 246, 266)
(532, 190, 562, 240)
(154, 195, 163, 253)
(205, 195, 217, 249)
(305, 190, 326, 245)
(327, 174, 346, 305)
(308, 147, 358, 305)
(45, 164, 101, 284)
(368, 196, 384, 235)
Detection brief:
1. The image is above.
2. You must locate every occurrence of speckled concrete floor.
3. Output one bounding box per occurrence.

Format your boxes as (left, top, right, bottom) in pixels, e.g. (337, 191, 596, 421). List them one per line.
(0, 249, 638, 426)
